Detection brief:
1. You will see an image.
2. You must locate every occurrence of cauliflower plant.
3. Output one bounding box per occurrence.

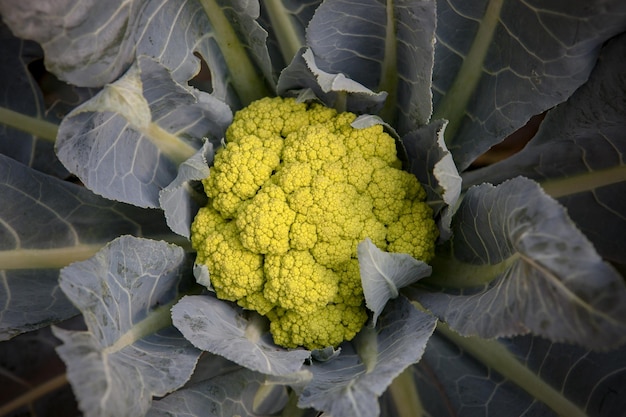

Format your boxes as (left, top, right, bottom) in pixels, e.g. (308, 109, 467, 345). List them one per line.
(191, 96, 438, 349)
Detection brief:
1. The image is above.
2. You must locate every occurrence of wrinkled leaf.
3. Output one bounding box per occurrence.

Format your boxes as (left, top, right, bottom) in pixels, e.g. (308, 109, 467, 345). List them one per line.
(0, 155, 174, 340)
(358, 238, 432, 324)
(172, 295, 310, 376)
(413, 177, 626, 350)
(56, 56, 231, 208)
(403, 119, 461, 241)
(159, 140, 214, 238)
(462, 32, 626, 266)
(306, 0, 436, 133)
(298, 296, 436, 417)
(432, 0, 626, 170)
(53, 236, 200, 417)
(148, 368, 282, 417)
(277, 47, 387, 114)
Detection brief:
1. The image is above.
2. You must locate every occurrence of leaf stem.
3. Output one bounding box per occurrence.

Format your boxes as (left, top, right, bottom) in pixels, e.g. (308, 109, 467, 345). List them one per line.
(387, 367, 424, 417)
(378, 0, 399, 125)
(199, 0, 270, 105)
(0, 244, 103, 270)
(0, 373, 68, 417)
(262, 0, 303, 65)
(436, 322, 587, 417)
(432, 0, 504, 143)
(424, 252, 518, 288)
(540, 165, 626, 198)
(0, 106, 58, 142)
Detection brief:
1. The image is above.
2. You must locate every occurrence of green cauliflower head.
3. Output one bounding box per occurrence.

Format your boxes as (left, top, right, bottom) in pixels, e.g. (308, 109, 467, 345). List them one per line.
(191, 96, 438, 349)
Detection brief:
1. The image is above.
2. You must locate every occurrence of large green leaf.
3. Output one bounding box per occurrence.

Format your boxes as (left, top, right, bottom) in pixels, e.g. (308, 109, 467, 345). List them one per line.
(305, 0, 436, 132)
(0, 155, 175, 340)
(462, 33, 626, 266)
(56, 56, 231, 208)
(411, 177, 626, 350)
(53, 236, 200, 417)
(432, 0, 626, 170)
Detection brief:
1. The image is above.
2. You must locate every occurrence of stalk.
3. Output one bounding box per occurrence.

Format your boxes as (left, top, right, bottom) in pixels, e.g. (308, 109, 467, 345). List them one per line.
(0, 106, 58, 142)
(262, 0, 303, 64)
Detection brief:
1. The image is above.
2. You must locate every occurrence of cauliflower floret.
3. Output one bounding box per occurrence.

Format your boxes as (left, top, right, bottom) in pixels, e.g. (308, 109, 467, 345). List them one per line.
(236, 183, 296, 254)
(191, 207, 265, 302)
(268, 304, 368, 349)
(387, 199, 438, 262)
(191, 96, 438, 349)
(264, 250, 338, 314)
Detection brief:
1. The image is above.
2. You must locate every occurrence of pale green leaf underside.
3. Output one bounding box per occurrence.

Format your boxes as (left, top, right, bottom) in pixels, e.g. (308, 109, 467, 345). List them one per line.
(56, 56, 231, 208)
(414, 177, 626, 350)
(55, 236, 200, 417)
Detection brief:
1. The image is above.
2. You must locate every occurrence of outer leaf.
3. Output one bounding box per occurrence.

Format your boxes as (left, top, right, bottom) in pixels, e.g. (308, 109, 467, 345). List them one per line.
(172, 295, 311, 376)
(159, 140, 214, 238)
(403, 119, 461, 241)
(432, 0, 626, 170)
(56, 56, 231, 208)
(306, 0, 436, 133)
(298, 296, 437, 417)
(0, 155, 174, 340)
(462, 33, 626, 266)
(358, 238, 432, 325)
(277, 47, 388, 114)
(412, 331, 626, 417)
(413, 177, 626, 350)
(0, 21, 65, 176)
(147, 368, 280, 417)
(53, 236, 200, 417)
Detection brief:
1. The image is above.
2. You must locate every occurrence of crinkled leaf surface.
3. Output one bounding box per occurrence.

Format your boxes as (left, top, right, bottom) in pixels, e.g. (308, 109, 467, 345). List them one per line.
(298, 296, 436, 417)
(463, 32, 626, 266)
(148, 368, 285, 417)
(432, 0, 626, 170)
(159, 140, 214, 238)
(403, 119, 461, 241)
(56, 55, 231, 208)
(53, 236, 200, 417)
(0, 155, 174, 340)
(306, 0, 436, 133)
(413, 177, 626, 350)
(277, 47, 388, 114)
(172, 295, 310, 376)
(358, 238, 432, 324)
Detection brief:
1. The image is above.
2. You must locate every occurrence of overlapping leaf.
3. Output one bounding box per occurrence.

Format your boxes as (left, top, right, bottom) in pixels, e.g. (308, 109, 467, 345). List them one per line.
(432, 0, 626, 170)
(403, 119, 461, 240)
(172, 295, 311, 376)
(358, 238, 432, 324)
(306, 0, 436, 133)
(53, 236, 200, 417)
(412, 177, 626, 350)
(148, 368, 290, 417)
(462, 33, 626, 266)
(0, 155, 174, 340)
(298, 297, 436, 417)
(56, 56, 231, 208)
